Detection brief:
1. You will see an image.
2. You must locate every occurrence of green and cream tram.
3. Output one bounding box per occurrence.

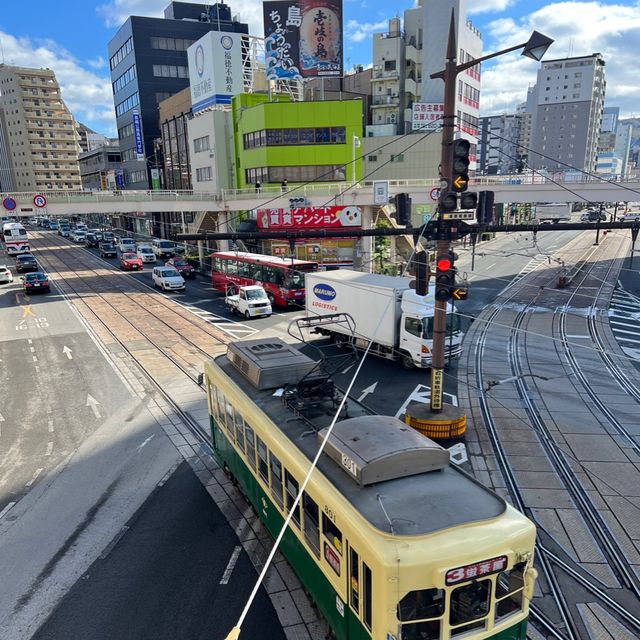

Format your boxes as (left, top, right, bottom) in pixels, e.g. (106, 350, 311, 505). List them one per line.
(205, 338, 537, 640)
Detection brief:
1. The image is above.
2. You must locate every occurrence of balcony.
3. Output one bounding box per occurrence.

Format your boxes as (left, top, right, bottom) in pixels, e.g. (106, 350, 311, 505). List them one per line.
(405, 77, 418, 97)
(405, 43, 420, 62)
(371, 69, 400, 80)
(372, 95, 400, 107)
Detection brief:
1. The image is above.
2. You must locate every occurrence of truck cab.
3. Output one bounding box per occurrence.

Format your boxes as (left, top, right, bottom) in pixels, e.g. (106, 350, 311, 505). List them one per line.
(225, 285, 272, 319)
(400, 290, 463, 368)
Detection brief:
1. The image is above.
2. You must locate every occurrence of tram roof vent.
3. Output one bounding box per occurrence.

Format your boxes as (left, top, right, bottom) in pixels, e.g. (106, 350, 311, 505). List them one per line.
(227, 337, 317, 390)
(318, 415, 449, 486)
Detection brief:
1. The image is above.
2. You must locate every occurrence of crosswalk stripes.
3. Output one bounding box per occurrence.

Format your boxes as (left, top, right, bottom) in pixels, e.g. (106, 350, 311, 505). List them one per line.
(182, 305, 258, 339)
(499, 254, 550, 295)
(608, 287, 640, 360)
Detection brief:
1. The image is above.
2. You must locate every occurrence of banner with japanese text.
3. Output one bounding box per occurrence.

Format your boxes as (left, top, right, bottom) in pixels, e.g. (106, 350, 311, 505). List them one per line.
(257, 205, 361, 229)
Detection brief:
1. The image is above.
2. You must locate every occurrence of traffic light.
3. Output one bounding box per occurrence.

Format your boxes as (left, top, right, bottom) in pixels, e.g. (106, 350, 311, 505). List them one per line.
(440, 191, 458, 213)
(476, 190, 495, 224)
(450, 139, 471, 193)
(414, 251, 429, 296)
(395, 193, 412, 226)
(435, 252, 455, 302)
(460, 191, 478, 210)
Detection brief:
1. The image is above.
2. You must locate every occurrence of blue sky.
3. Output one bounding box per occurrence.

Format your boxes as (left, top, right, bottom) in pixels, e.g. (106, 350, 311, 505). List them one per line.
(1, 0, 639, 136)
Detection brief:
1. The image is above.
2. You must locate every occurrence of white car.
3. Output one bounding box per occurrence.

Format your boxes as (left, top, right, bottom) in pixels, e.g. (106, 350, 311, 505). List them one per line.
(72, 230, 86, 243)
(0, 265, 13, 284)
(118, 238, 136, 253)
(622, 210, 640, 222)
(137, 245, 156, 263)
(152, 267, 185, 291)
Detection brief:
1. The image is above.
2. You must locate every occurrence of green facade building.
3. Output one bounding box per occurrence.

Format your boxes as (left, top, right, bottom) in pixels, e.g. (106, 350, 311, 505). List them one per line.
(231, 93, 363, 188)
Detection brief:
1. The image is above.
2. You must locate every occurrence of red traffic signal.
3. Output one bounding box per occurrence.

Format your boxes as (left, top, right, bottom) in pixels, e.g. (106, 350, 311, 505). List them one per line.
(436, 255, 453, 272)
(434, 253, 455, 302)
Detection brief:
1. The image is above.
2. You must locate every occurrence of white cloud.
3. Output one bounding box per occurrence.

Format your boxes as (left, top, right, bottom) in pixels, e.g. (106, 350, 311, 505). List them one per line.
(345, 19, 388, 43)
(0, 31, 116, 135)
(468, 0, 516, 14)
(87, 56, 107, 70)
(480, 1, 640, 118)
(96, 0, 265, 36)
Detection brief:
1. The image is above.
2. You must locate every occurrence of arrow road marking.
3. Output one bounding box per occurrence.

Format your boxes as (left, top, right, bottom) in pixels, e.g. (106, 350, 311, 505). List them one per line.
(86, 394, 101, 419)
(357, 381, 378, 403)
(62, 345, 73, 359)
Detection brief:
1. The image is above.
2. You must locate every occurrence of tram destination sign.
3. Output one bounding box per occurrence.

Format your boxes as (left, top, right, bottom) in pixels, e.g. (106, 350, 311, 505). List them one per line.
(445, 555, 507, 585)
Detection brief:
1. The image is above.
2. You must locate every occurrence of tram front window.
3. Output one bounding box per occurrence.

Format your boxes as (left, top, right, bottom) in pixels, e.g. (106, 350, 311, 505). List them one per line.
(398, 587, 444, 640)
(495, 563, 525, 620)
(450, 580, 491, 629)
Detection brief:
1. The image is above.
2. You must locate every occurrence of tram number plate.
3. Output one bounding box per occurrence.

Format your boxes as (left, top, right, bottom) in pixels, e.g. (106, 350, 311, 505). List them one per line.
(341, 453, 359, 479)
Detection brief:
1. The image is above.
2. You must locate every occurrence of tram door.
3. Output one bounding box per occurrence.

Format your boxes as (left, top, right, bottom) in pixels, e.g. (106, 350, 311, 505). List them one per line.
(347, 544, 371, 639)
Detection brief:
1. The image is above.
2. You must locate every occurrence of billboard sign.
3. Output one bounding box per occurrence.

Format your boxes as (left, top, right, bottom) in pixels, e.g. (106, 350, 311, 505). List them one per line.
(373, 181, 388, 205)
(188, 31, 244, 112)
(257, 205, 361, 229)
(132, 110, 144, 159)
(264, 0, 343, 80)
(412, 103, 444, 131)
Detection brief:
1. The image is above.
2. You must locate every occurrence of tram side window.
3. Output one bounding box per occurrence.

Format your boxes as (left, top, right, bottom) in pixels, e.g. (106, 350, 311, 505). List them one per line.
(225, 401, 235, 440)
(235, 413, 246, 452)
(215, 388, 225, 424)
(495, 563, 525, 619)
(322, 514, 343, 554)
(226, 260, 238, 275)
(212, 258, 222, 273)
(209, 385, 220, 422)
(450, 580, 491, 632)
(256, 436, 269, 484)
(245, 425, 257, 470)
(363, 562, 372, 631)
(262, 265, 284, 285)
(269, 453, 284, 508)
(303, 492, 320, 557)
(249, 263, 263, 281)
(349, 548, 359, 612)
(284, 470, 300, 527)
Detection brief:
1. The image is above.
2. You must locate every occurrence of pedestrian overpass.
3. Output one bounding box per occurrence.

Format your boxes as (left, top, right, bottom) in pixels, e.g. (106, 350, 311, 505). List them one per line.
(4, 175, 640, 222)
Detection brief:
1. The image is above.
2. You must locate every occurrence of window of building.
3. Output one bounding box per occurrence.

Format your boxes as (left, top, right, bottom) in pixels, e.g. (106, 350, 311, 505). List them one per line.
(150, 36, 195, 51)
(109, 37, 133, 70)
(112, 65, 136, 94)
(152, 64, 189, 78)
(194, 135, 210, 153)
(384, 60, 396, 71)
(128, 169, 146, 183)
(196, 166, 213, 181)
(115, 92, 139, 117)
(367, 155, 378, 162)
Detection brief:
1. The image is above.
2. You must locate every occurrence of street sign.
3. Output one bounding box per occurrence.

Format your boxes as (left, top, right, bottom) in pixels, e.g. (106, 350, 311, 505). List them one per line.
(452, 287, 469, 300)
(373, 181, 389, 205)
(429, 187, 441, 202)
(3, 197, 17, 211)
(442, 211, 475, 220)
(33, 194, 47, 208)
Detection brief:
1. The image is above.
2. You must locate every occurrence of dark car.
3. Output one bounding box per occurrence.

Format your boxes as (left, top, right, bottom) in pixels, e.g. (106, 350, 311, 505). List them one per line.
(99, 242, 117, 258)
(22, 271, 50, 294)
(15, 253, 38, 273)
(165, 257, 195, 278)
(85, 232, 99, 247)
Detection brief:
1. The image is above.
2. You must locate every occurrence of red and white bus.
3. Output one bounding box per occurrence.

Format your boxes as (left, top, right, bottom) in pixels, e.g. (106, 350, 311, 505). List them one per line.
(211, 251, 318, 308)
(2, 222, 30, 255)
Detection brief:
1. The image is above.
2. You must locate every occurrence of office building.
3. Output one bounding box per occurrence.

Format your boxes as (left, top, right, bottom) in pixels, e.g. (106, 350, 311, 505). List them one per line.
(79, 143, 122, 191)
(0, 63, 82, 192)
(477, 113, 527, 175)
(527, 53, 606, 174)
(107, 1, 248, 190)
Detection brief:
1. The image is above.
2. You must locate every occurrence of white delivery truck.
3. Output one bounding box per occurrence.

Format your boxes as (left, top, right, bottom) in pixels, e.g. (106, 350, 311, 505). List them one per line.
(532, 202, 572, 223)
(305, 270, 463, 369)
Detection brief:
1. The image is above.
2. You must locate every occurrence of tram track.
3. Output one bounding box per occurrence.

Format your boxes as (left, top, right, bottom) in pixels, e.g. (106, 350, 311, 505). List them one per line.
(471, 231, 640, 638)
(27, 232, 231, 443)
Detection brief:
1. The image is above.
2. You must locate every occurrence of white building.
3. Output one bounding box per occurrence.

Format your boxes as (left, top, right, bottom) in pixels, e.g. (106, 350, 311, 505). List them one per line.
(0, 64, 82, 192)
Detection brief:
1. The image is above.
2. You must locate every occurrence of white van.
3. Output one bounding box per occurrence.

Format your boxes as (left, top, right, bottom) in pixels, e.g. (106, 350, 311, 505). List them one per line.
(118, 237, 136, 253)
(152, 239, 175, 258)
(152, 266, 185, 291)
(137, 244, 156, 263)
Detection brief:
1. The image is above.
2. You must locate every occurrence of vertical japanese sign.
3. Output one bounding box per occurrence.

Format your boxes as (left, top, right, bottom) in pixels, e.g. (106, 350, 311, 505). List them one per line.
(187, 31, 243, 112)
(150, 168, 161, 190)
(263, 0, 343, 80)
(132, 110, 144, 159)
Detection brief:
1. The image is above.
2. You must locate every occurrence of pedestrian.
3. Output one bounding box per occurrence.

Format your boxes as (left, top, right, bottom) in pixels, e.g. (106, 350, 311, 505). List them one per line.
(255, 180, 261, 194)
(281, 178, 288, 193)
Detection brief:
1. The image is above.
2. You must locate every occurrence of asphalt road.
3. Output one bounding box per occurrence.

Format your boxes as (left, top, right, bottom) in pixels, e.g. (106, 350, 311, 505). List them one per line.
(31, 461, 286, 640)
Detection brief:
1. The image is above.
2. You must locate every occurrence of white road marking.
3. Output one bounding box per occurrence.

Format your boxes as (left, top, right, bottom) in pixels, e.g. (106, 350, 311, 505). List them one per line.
(565, 334, 590, 339)
(220, 546, 242, 585)
(26, 468, 43, 487)
(35, 365, 40, 372)
(62, 345, 73, 359)
(32, 355, 37, 362)
(136, 434, 155, 452)
(357, 382, 378, 402)
(395, 383, 458, 418)
(29, 347, 35, 352)
(86, 394, 101, 419)
(45, 442, 53, 456)
(0, 502, 16, 520)
(28, 339, 32, 344)
(48, 420, 54, 433)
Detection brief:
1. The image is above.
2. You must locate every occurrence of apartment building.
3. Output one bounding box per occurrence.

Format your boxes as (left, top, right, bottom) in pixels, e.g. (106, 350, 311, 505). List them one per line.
(0, 63, 81, 192)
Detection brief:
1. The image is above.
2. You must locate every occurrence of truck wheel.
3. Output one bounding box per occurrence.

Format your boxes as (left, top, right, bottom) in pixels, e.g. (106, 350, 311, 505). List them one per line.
(244, 311, 251, 319)
(400, 353, 415, 370)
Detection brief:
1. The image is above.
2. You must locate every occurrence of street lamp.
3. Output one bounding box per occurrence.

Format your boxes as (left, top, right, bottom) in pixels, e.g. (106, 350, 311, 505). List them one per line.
(427, 12, 553, 414)
(352, 134, 361, 186)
